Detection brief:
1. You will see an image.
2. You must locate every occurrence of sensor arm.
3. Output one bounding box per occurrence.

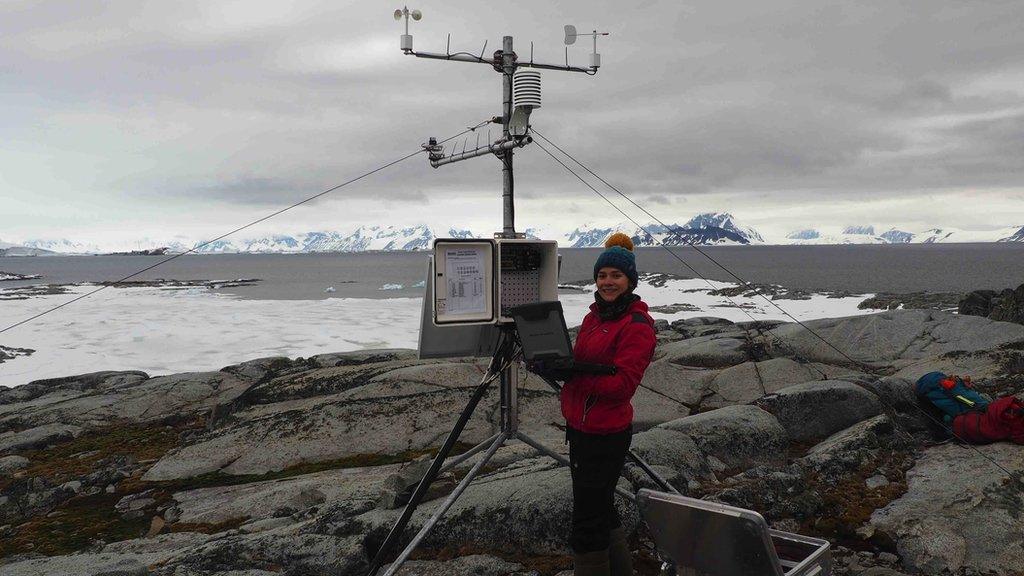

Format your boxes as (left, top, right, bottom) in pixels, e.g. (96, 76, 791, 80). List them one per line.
(406, 50, 593, 73)
(515, 60, 593, 74)
(429, 136, 532, 169)
(405, 50, 495, 65)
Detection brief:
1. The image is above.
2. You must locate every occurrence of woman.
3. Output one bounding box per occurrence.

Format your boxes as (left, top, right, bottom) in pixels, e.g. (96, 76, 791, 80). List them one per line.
(562, 233, 657, 576)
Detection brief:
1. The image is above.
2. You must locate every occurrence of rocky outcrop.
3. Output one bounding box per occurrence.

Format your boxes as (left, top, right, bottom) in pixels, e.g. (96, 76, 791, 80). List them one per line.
(870, 442, 1024, 576)
(1, 309, 1023, 575)
(756, 380, 884, 442)
(0, 423, 83, 453)
(959, 283, 1024, 326)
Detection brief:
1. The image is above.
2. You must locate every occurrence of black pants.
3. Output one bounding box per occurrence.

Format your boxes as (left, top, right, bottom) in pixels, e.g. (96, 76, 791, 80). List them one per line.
(567, 425, 632, 553)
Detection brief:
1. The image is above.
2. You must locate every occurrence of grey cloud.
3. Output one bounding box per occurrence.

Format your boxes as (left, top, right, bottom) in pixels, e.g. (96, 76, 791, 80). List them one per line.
(1, 0, 1023, 233)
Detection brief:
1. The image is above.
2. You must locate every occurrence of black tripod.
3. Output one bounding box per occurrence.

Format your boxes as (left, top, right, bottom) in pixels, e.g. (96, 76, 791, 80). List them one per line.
(366, 327, 678, 576)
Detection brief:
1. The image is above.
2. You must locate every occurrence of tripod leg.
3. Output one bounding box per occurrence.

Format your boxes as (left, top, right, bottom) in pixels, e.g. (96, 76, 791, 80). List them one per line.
(366, 339, 510, 576)
(438, 431, 502, 475)
(379, 431, 509, 576)
(626, 449, 679, 494)
(514, 430, 570, 467)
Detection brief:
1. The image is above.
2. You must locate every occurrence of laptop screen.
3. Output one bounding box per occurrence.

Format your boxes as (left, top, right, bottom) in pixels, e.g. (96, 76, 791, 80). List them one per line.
(509, 301, 574, 363)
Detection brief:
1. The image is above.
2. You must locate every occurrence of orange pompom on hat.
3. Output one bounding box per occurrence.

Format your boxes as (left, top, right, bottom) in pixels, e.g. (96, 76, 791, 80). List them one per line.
(594, 232, 638, 287)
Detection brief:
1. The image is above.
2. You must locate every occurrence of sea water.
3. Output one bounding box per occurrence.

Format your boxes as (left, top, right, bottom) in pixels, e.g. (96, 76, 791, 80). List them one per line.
(1, 243, 1022, 300)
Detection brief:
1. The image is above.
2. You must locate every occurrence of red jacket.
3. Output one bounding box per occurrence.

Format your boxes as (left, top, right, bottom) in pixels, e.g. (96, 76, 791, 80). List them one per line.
(561, 298, 657, 434)
(953, 396, 1024, 444)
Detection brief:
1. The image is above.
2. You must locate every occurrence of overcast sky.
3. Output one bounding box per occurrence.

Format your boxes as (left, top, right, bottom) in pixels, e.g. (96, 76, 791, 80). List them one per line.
(2, 0, 1023, 244)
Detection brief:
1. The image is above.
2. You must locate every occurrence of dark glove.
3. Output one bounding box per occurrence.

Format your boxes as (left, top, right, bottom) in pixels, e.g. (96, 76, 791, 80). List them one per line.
(527, 361, 574, 383)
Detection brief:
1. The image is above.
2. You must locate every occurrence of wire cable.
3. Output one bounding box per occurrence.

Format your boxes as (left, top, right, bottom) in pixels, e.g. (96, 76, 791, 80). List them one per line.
(0, 123, 488, 337)
(532, 130, 1019, 480)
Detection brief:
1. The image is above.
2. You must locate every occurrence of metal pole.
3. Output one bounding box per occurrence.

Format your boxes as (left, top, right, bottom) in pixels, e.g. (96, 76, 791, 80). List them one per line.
(502, 360, 518, 433)
(501, 35, 515, 238)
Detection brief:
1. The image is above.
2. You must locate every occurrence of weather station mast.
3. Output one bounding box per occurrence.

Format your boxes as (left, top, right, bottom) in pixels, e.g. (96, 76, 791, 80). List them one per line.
(365, 9, 621, 576)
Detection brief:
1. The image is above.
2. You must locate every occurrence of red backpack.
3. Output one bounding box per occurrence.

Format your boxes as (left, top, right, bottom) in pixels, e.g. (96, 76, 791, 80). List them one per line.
(952, 396, 1024, 444)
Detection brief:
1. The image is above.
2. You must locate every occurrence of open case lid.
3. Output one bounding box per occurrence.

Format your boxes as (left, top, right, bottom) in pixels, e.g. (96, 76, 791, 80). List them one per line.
(508, 300, 573, 362)
(637, 489, 785, 576)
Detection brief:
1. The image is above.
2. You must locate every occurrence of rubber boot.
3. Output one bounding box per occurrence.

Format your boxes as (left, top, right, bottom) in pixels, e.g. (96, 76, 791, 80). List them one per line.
(608, 526, 633, 576)
(573, 548, 611, 576)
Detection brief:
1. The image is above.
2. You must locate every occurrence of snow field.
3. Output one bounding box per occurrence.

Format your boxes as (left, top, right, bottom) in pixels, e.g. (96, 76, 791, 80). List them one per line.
(0, 279, 876, 388)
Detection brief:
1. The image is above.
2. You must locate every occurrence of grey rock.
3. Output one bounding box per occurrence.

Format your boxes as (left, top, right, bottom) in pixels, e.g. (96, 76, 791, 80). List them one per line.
(142, 381, 500, 479)
(756, 380, 883, 442)
(160, 525, 366, 576)
(801, 415, 893, 476)
(0, 454, 29, 475)
(390, 554, 531, 575)
(703, 358, 861, 408)
(659, 335, 749, 368)
(308, 348, 418, 368)
(238, 517, 294, 534)
(767, 310, 1024, 369)
(959, 284, 1024, 325)
(0, 423, 83, 453)
(635, 359, 710, 409)
(0, 532, 208, 576)
(218, 356, 292, 382)
(658, 405, 788, 470)
(871, 442, 1024, 575)
(60, 480, 83, 493)
(171, 465, 399, 525)
(877, 551, 899, 564)
(629, 428, 714, 485)
(861, 377, 917, 411)
(865, 475, 890, 489)
(419, 458, 635, 555)
(0, 370, 253, 433)
(378, 457, 431, 509)
(859, 569, 910, 576)
(0, 371, 147, 407)
(116, 491, 156, 514)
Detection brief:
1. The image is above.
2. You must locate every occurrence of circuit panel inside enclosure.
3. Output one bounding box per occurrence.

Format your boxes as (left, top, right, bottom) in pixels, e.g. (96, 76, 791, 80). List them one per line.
(499, 244, 543, 316)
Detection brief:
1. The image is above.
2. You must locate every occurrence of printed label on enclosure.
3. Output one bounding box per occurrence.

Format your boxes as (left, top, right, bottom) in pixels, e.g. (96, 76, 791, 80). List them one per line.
(444, 247, 486, 314)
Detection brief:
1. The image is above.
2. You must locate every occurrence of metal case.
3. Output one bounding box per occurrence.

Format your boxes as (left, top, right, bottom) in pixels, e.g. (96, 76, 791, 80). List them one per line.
(637, 489, 832, 576)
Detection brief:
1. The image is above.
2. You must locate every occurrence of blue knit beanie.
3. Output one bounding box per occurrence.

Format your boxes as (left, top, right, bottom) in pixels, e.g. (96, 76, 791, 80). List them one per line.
(593, 233, 638, 288)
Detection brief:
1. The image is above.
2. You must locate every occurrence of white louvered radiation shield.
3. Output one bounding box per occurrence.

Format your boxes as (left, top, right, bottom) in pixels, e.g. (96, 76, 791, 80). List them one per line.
(512, 69, 541, 110)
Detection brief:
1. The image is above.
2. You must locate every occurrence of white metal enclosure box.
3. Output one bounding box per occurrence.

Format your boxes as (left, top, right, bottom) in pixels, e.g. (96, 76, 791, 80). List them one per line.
(430, 238, 558, 326)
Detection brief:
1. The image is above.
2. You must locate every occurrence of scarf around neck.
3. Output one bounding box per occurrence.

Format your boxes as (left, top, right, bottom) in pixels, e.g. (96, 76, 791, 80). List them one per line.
(594, 291, 640, 321)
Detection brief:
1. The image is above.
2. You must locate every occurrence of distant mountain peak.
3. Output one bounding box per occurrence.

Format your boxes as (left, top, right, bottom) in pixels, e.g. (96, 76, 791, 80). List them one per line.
(842, 225, 876, 235)
(880, 228, 914, 244)
(786, 229, 820, 240)
(998, 225, 1024, 243)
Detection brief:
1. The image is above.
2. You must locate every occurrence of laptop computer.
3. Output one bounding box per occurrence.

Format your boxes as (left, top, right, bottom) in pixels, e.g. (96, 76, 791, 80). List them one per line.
(509, 301, 616, 376)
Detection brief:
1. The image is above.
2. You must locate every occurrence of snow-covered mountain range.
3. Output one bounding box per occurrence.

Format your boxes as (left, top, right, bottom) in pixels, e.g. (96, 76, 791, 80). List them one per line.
(3, 215, 1022, 255)
(783, 224, 1024, 245)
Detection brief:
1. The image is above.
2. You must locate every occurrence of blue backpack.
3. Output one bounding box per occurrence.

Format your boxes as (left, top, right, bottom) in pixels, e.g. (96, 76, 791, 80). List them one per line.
(914, 371, 989, 422)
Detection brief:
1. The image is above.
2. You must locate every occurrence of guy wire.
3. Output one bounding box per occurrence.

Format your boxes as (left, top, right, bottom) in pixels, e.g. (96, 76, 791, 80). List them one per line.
(0, 121, 491, 337)
(531, 132, 1019, 481)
